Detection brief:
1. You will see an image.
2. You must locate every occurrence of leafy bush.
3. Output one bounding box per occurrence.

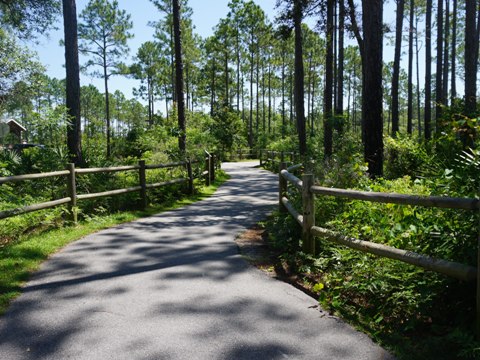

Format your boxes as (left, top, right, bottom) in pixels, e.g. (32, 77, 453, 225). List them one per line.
(384, 134, 431, 179)
(268, 131, 480, 359)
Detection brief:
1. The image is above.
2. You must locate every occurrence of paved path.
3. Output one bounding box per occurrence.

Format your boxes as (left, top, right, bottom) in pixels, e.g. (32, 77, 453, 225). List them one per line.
(0, 162, 392, 360)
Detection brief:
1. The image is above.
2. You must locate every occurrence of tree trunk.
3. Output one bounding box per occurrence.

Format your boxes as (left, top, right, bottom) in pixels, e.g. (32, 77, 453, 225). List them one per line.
(241, 76, 245, 122)
(415, 12, 422, 138)
(391, 0, 405, 136)
(311, 63, 315, 137)
(424, 0, 432, 139)
(335, 0, 345, 133)
(224, 50, 229, 106)
(249, 35, 254, 148)
(333, 2, 337, 114)
(62, 0, 83, 166)
(465, 0, 477, 118)
(442, 0, 449, 107)
(165, 84, 169, 122)
(362, 0, 383, 177)
(103, 51, 111, 158)
(256, 49, 260, 134)
(236, 30, 241, 113)
(211, 57, 216, 116)
(450, 0, 457, 103)
(407, 0, 414, 134)
(282, 52, 286, 139)
(307, 56, 312, 134)
(268, 58, 272, 134)
(173, 0, 186, 152)
(435, 0, 444, 125)
(147, 76, 153, 126)
(324, 0, 334, 158)
(293, 0, 307, 156)
(262, 61, 266, 133)
(170, 22, 176, 103)
(186, 63, 190, 111)
(290, 67, 294, 124)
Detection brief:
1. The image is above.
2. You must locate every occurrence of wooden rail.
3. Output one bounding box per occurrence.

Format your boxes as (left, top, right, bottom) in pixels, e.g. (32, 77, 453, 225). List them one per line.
(278, 162, 480, 333)
(0, 170, 70, 184)
(310, 185, 480, 210)
(229, 148, 298, 165)
(259, 149, 297, 167)
(0, 154, 216, 224)
(0, 197, 72, 220)
(75, 165, 139, 174)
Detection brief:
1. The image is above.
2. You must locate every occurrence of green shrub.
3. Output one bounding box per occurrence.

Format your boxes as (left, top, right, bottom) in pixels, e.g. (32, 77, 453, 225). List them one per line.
(384, 134, 431, 179)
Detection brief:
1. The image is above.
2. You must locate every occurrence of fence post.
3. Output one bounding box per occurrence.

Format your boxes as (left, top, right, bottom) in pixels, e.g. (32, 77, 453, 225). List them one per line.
(67, 163, 77, 225)
(210, 154, 215, 182)
(260, 149, 263, 166)
(279, 162, 287, 213)
(239, 149, 243, 160)
(302, 173, 315, 255)
(281, 151, 285, 163)
(187, 159, 194, 194)
(477, 204, 480, 339)
(205, 156, 211, 186)
(139, 160, 147, 210)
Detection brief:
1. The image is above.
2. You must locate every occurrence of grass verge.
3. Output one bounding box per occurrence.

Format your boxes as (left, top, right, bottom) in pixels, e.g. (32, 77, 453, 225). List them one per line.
(0, 172, 229, 316)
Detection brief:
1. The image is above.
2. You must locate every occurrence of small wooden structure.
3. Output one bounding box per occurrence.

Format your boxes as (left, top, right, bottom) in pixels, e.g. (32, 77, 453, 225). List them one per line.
(6, 119, 26, 142)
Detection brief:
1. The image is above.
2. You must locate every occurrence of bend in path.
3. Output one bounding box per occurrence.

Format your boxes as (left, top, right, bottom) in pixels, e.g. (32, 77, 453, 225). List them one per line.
(0, 161, 393, 360)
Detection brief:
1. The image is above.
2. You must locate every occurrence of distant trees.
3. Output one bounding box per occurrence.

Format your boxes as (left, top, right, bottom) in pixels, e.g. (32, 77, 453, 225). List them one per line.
(0, 29, 44, 111)
(0, 0, 61, 39)
(293, 0, 307, 157)
(78, 0, 133, 158)
(2, 0, 480, 173)
(131, 41, 162, 127)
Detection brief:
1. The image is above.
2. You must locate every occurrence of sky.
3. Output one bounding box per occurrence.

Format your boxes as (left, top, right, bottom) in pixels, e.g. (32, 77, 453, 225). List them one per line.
(29, 0, 278, 100)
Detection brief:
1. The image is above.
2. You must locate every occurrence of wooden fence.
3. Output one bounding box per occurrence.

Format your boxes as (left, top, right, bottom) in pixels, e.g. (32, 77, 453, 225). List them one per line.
(228, 148, 298, 166)
(277, 161, 480, 333)
(0, 154, 216, 224)
(259, 150, 296, 167)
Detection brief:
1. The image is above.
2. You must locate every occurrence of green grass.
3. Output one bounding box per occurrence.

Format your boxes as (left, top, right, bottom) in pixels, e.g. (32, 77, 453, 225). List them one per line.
(0, 172, 229, 315)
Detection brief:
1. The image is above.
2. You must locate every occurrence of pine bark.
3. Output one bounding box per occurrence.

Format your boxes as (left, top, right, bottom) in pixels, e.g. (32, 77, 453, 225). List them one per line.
(407, 0, 414, 134)
(391, 0, 404, 136)
(335, 0, 345, 132)
(450, 0, 457, 103)
(173, 0, 186, 152)
(362, 0, 384, 177)
(293, 0, 307, 156)
(324, 0, 334, 158)
(424, 0, 432, 139)
(63, 0, 83, 165)
(435, 0, 444, 125)
(465, 0, 477, 117)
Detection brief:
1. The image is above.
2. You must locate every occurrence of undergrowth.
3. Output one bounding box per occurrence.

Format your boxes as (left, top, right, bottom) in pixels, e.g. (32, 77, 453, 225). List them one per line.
(266, 132, 480, 360)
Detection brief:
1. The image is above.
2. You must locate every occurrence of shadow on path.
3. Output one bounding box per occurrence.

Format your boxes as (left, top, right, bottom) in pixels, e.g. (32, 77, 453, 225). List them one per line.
(0, 161, 393, 360)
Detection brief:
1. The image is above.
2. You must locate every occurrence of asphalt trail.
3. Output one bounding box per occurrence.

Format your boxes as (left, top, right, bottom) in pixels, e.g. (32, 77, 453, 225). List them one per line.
(0, 161, 393, 359)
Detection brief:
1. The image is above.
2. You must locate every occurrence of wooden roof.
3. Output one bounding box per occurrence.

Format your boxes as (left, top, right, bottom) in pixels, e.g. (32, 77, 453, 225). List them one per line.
(6, 119, 26, 132)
